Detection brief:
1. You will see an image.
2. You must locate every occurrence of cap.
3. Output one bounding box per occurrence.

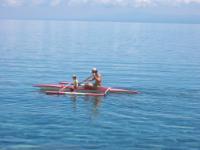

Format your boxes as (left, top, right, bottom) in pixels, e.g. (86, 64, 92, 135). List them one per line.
(72, 74, 77, 78)
(92, 68, 97, 73)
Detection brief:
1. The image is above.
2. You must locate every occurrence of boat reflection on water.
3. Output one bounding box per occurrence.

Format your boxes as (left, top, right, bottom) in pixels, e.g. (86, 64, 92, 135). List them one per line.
(69, 96, 77, 112)
(69, 95, 103, 117)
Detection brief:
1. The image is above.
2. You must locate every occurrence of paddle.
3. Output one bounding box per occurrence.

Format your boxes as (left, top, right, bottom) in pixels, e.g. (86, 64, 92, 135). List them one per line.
(80, 75, 93, 84)
(59, 82, 71, 92)
(58, 74, 95, 93)
(59, 75, 94, 86)
(58, 78, 88, 92)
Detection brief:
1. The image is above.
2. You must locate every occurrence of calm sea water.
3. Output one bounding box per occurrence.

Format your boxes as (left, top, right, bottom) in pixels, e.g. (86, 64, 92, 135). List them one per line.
(0, 20, 200, 150)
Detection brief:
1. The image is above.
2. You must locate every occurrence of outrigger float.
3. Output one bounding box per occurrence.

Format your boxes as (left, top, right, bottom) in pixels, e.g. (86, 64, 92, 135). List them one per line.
(33, 81, 139, 96)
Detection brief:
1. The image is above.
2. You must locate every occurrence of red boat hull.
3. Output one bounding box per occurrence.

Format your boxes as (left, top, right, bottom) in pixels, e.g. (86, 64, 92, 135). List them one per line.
(33, 84, 139, 95)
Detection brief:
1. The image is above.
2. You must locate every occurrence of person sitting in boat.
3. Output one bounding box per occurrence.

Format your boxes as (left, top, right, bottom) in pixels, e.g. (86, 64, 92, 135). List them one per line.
(84, 68, 102, 89)
(72, 74, 79, 90)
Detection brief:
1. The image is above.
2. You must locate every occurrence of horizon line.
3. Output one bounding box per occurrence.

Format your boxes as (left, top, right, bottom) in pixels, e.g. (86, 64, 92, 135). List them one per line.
(0, 18, 200, 25)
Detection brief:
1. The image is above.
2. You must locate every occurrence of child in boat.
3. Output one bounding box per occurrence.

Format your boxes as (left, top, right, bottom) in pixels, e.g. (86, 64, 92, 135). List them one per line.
(72, 75, 79, 90)
(59, 75, 78, 92)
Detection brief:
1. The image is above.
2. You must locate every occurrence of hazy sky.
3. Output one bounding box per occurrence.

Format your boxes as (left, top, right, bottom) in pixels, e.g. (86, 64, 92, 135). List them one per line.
(0, 0, 200, 23)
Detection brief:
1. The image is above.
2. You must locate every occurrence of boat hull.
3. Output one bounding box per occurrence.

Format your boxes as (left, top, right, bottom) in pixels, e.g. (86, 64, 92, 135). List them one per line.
(33, 84, 107, 93)
(33, 84, 62, 91)
(33, 84, 139, 95)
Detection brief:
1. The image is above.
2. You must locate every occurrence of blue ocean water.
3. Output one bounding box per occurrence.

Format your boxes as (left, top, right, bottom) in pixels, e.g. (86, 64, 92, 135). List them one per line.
(0, 20, 200, 150)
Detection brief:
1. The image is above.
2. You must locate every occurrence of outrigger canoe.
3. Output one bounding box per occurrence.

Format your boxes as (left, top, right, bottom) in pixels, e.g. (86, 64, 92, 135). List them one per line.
(33, 82, 139, 96)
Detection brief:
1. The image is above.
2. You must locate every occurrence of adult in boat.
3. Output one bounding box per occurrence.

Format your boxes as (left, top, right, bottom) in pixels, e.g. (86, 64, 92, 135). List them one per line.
(84, 68, 102, 89)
